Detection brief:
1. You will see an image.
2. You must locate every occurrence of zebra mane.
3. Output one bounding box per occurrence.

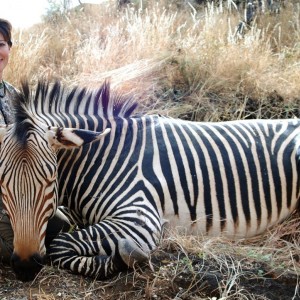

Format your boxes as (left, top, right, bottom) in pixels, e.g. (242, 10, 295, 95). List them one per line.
(14, 79, 138, 121)
(12, 85, 37, 147)
(11, 79, 139, 147)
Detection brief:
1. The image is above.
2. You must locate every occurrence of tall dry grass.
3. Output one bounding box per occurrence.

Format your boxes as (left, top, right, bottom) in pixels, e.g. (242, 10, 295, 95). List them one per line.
(4, 1, 300, 120)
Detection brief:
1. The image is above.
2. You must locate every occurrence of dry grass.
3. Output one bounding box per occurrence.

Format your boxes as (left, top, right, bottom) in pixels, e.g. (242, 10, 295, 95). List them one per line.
(1, 1, 300, 299)
(5, 1, 300, 121)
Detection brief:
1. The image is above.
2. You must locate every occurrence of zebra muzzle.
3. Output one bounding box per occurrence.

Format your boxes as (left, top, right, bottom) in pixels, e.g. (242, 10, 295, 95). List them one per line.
(10, 252, 45, 282)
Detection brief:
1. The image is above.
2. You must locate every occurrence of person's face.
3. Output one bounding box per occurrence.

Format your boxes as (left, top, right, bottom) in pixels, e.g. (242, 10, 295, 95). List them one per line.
(0, 32, 10, 80)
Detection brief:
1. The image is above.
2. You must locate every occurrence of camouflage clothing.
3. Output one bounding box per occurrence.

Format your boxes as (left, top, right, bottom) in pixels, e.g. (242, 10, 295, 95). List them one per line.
(0, 202, 13, 263)
(0, 80, 16, 263)
(0, 80, 16, 125)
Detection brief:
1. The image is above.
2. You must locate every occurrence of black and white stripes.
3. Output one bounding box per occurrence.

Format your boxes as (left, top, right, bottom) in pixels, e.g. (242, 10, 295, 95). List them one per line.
(140, 117, 300, 238)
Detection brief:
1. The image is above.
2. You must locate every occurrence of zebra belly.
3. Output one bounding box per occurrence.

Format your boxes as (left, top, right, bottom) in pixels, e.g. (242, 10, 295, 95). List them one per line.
(162, 205, 295, 239)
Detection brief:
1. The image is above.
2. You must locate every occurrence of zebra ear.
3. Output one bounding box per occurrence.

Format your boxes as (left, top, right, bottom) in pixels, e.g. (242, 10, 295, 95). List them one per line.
(48, 127, 111, 149)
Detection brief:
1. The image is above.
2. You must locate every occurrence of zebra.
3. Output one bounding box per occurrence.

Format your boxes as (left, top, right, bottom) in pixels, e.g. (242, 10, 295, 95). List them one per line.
(0, 80, 298, 281)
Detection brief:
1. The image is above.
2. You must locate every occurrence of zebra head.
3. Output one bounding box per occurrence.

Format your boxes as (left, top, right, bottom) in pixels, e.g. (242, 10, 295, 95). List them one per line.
(0, 90, 110, 281)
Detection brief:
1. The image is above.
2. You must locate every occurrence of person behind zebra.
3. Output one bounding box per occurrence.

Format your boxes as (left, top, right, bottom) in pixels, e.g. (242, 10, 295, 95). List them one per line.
(0, 18, 72, 264)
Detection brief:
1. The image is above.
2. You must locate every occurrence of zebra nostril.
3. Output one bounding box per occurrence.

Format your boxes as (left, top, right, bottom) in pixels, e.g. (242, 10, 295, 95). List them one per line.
(11, 252, 44, 282)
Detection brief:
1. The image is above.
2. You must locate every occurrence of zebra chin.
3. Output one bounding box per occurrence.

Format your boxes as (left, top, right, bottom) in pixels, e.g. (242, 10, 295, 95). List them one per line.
(10, 252, 45, 282)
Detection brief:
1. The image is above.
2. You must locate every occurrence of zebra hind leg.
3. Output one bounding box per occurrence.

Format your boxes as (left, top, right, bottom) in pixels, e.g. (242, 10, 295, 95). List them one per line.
(48, 229, 150, 279)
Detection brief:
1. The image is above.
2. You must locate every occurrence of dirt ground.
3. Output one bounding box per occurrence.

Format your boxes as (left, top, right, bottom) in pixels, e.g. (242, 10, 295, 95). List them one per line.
(0, 252, 298, 300)
(0, 223, 299, 300)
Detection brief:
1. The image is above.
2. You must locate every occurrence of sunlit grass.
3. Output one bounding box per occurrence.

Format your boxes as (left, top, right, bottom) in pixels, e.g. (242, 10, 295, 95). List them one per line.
(5, 1, 300, 121)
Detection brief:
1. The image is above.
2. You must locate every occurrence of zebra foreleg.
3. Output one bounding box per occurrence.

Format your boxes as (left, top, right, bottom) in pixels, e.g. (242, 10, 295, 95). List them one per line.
(48, 229, 151, 278)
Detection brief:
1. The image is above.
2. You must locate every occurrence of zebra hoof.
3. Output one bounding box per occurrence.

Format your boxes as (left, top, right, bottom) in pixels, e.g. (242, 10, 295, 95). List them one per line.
(118, 239, 149, 267)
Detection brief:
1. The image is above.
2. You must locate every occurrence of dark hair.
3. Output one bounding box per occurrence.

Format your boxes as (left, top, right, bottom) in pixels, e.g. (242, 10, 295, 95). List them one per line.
(0, 18, 12, 47)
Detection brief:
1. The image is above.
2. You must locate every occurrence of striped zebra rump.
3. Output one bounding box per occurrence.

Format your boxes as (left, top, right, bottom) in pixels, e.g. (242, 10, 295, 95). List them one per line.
(141, 116, 300, 238)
